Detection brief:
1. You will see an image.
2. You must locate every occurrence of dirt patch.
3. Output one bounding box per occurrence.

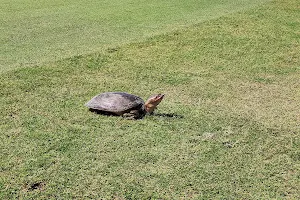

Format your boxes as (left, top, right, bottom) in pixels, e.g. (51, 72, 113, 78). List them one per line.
(26, 181, 46, 192)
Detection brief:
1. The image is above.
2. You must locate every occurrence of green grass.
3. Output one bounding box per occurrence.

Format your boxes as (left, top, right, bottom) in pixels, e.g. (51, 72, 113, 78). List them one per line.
(0, 0, 271, 72)
(1, 0, 300, 199)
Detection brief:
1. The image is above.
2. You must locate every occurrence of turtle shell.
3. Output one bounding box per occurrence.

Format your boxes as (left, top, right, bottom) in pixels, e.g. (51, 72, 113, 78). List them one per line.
(85, 92, 145, 114)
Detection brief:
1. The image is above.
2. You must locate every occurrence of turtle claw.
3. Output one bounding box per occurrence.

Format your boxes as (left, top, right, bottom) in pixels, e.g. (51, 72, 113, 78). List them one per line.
(123, 115, 137, 120)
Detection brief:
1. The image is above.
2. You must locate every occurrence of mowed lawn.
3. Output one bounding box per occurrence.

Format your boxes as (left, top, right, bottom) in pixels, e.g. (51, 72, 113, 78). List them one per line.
(1, 0, 300, 199)
(0, 0, 270, 72)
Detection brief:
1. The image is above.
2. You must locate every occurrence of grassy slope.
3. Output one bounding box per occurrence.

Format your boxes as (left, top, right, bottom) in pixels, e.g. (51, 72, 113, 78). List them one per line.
(0, 0, 270, 72)
(1, 0, 300, 199)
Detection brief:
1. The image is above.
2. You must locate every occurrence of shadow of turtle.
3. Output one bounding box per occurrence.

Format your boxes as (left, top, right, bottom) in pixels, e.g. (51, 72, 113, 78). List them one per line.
(152, 113, 184, 119)
(89, 108, 118, 116)
(89, 109, 184, 119)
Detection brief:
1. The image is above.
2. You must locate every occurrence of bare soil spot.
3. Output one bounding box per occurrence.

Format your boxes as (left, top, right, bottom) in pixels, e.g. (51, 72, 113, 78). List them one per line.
(26, 181, 45, 192)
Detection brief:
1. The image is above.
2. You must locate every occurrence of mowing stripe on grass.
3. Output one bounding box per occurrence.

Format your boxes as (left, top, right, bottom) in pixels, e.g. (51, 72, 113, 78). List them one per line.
(0, 0, 271, 72)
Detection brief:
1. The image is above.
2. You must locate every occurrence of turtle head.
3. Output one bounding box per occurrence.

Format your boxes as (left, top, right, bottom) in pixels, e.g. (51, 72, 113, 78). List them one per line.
(144, 94, 165, 114)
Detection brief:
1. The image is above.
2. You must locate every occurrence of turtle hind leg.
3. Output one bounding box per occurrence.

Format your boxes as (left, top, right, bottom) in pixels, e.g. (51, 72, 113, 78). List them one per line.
(122, 110, 142, 120)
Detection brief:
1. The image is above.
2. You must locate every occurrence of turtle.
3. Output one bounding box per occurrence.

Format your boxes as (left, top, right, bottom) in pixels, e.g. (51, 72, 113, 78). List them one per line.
(85, 92, 165, 119)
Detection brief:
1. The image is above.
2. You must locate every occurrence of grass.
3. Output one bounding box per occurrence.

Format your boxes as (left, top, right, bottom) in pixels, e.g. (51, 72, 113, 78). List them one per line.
(0, 0, 271, 72)
(1, 0, 300, 199)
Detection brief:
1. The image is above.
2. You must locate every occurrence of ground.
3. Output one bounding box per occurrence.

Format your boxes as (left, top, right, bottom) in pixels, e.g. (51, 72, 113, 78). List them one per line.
(0, 0, 299, 199)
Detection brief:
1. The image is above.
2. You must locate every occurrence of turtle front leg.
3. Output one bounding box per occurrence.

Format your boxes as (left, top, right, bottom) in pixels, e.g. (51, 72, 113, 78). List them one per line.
(122, 110, 141, 120)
